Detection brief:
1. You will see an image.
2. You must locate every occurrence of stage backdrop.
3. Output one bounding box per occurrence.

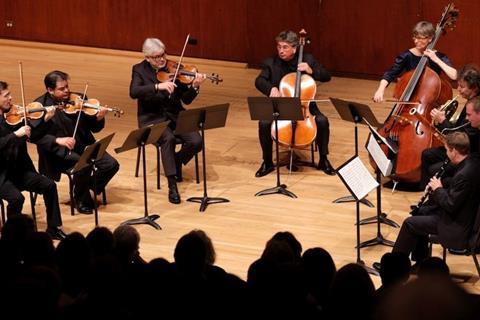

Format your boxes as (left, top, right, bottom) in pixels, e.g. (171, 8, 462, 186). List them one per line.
(1, 0, 478, 78)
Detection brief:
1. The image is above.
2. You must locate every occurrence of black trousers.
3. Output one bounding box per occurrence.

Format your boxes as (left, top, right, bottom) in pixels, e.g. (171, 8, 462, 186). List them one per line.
(420, 146, 455, 189)
(0, 171, 62, 228)
(258, 109, 330, 164)
(58, 152, 119, 203)
(158, 127, 202, 177)
(393, 205, 439, 262)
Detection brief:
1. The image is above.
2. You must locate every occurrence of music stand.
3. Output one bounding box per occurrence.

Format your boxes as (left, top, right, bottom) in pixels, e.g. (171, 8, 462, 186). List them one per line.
(68, 133, 115, 227)
(247, 97, 304, 198)
(114, 122, 168, 229)
(329, 97, 379, 207)
(176, 104, 230, 212)
(336, 155, 379, 276)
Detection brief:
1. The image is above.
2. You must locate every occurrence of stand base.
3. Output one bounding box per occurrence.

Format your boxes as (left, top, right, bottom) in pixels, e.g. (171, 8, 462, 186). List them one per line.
(359, 235, 395, 248)
(121, 214, 162, 230)
(187, 196, 230, 212)
(357, 259, 379, 276)
(333, 195, 374, 207)
(255, 184, 297, 198)
(359, 212, 400, 228)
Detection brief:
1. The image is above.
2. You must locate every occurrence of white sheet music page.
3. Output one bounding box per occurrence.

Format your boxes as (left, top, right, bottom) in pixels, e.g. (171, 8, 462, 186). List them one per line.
(366, 134, 393, 177)
(337, 157, 379, 200)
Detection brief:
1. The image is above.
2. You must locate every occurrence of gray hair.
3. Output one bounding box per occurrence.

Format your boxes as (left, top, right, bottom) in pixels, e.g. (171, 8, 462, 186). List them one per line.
(142, 38, 165, 56)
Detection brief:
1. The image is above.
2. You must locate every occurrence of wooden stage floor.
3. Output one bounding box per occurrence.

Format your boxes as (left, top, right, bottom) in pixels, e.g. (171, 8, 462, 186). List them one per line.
(1, 39, 478, 291)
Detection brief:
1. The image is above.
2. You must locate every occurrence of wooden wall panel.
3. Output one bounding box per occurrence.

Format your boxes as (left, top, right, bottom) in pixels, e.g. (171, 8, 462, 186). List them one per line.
(1, 1, 479, 78)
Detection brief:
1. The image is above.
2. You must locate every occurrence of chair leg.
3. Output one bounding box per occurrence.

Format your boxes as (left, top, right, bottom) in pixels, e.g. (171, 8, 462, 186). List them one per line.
(310, 144, 315, 166)
(29, 192, 37, 232)
(68, 174, 75, 216)
(443, 247, 447, 261)
(102, 189, 107, 205)
(472, 253, 480, 278)
(135, 146, 141, 177)
(156, 145, 161, 190)
(195, 153, 200, 184)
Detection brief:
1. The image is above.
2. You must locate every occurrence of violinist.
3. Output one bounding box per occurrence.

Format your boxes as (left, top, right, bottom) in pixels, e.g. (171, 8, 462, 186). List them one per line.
(0, 81, 66, 240)
(33, 71, 119, 214)
(255, 30, 333, 177)
(373, 21, 457, 103)
(129, 38, 205, 204)
(420, 65, 480, 189)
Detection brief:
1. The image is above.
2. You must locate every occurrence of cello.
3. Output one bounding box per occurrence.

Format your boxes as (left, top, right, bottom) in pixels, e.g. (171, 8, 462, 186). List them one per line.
(271, 29, 317, 149)
(374, 3, 459, 183)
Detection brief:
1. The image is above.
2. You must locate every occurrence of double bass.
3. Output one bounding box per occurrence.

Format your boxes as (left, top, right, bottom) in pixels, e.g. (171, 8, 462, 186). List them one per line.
(374, 4, 459, 183)
(271, 29, 317, 149)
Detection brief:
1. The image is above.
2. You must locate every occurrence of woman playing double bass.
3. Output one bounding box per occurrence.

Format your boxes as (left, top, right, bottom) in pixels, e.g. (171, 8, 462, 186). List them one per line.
(373, 21, 457, 103)
(255, 30, 333, 177)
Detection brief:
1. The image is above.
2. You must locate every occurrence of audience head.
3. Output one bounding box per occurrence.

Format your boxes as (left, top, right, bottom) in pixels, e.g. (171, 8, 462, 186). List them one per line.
(379, 252, 411, 286)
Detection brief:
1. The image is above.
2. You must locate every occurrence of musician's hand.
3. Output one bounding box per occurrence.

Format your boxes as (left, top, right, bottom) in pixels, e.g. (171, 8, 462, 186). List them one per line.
(44, 106, 57, 122)
(269, 87, 281, 97)
(430, 108, 446, 124)
(192, 73, 206, 88)
(424, 49, 440, 63)
(373, 88, 384, 103)
(14, 125, 31, 138)
(297, 62, 312, 74)
(156, 82, 176, 94)
(96, 106, 108, 120)
(56, 137, 76, 150)
(428, 176, 443, 191)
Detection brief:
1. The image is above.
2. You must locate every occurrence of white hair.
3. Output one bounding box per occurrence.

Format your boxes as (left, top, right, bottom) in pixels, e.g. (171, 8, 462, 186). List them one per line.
(142, 38, 165, 56)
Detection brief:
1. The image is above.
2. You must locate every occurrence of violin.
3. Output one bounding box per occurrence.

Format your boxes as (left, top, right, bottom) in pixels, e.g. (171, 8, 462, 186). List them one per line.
(4, 102, 61, 126)
(157, 60, 222, 85)
(62, 93, 124, 117)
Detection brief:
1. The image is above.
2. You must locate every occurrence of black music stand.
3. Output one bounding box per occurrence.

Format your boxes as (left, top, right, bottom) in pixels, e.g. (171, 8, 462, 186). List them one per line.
(329, 98, 377, 207)
(176, 104, 230, 212)
(248, 97, 304, 198)
(68, 133, 115, 227)
(114, 122, 168, 229)
(336, 155, 379, 276)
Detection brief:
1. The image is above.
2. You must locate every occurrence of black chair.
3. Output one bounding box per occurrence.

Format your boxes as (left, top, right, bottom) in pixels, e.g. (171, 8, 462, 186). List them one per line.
(1, 191, 38, 231)
(63, 170, 107, 216)
(429, 205, 480, 277)
(134, 137, 200, 189)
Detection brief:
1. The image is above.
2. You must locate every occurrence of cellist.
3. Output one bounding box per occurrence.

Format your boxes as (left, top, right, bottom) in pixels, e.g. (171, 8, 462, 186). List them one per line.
(254, 30, 333, 177)
(373, 21, 457, 103)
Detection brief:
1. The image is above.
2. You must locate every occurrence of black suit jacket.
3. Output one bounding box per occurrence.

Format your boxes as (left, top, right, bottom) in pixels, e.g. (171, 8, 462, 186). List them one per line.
(432, 156, 480, 249)
(129, 59, 198, 128)
(32, 93, 105, 181)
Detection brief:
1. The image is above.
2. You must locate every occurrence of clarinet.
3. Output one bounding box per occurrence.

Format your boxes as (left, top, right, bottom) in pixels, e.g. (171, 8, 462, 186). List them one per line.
(410, 158, 450, 215)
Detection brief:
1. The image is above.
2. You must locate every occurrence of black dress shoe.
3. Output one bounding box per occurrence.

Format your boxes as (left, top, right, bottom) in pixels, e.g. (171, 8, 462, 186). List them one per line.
(75, 201, 93, 214)
(255, 162, 275, 178)
(168, 184, 181, 204)
(46, 227, 67, 241)
(373, 262, 381, 272)
(317, 158, 335, 176)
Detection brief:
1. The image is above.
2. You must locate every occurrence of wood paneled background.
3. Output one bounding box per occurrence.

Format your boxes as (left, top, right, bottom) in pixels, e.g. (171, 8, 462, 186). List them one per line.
(1, 0, 478, 78)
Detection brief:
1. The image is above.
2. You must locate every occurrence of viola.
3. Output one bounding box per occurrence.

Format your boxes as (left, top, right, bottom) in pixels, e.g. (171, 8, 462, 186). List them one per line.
(157, 60, 222, 85)
(4, 102, 61, 126)
(63, 93, 124, 117)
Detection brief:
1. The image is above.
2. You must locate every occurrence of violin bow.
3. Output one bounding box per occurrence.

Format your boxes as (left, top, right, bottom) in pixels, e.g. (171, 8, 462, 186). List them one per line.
(18, 61, 28, 128)
(171, 34, 191, 84)
(70, 83, 89, 154)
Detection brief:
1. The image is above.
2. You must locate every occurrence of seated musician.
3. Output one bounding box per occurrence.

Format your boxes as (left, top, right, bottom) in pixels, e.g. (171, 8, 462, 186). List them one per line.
(373, 21, 457, 103)
(420, 65, 480, 189)
(0, 81, 66, 240)
(375, 131, 480, 269)
(33, 71, 119, 214)
(129, 38, 205, 204)
(254, 30, 333, 177)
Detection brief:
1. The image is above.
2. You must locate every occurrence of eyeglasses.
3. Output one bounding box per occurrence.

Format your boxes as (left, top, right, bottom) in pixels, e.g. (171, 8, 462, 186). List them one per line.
(147, 52, 167, 60)
(413, 36, 430, 40)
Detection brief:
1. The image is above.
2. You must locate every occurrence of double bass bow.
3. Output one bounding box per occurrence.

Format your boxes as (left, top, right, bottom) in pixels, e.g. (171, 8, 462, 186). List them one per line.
(373, 3, 459, 183)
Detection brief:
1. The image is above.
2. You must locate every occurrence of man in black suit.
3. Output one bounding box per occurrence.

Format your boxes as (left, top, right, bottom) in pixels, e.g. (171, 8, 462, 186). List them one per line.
(0, 81, 66, 240)
(129, 38, 205, 204)
(254, 30, 333, 177)
(390, 131, 480, 264)
(34, 71, 119, 214)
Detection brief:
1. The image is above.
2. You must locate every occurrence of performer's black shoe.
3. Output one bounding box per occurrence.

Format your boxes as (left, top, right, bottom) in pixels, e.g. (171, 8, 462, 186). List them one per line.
(168, 184, 181, 204)
(373, 262, 381, 272)
(46, 227, 67, 241)
(317, 157, 335, 176)
(75, 201, 93, 214)
(255, 162, 275, 177)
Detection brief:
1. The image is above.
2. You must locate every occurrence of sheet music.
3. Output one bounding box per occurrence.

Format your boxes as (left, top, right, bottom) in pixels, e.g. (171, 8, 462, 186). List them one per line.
(366, 134, 393, 177)
(337, 157, 379, 200)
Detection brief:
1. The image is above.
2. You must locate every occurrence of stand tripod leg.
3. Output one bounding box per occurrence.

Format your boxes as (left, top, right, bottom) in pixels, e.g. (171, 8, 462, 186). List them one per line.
(121, 215, 161, 230)
(255, 185, 297, 198)
(187, 196, 230, 212)
(333, 195, 374, 207)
